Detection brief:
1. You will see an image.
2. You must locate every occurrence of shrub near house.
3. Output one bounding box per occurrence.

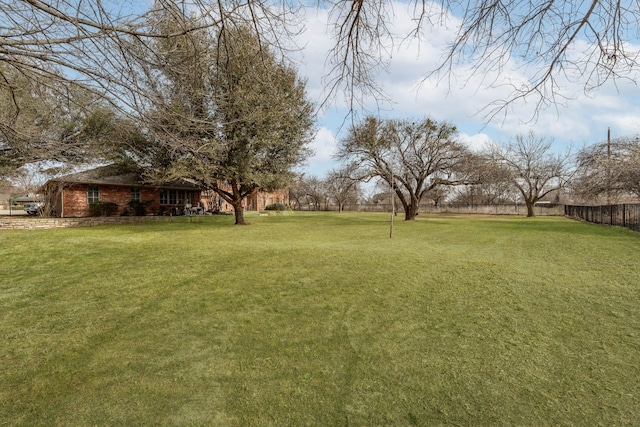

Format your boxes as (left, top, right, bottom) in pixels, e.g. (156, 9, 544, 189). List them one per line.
(264, 203, 288, 211)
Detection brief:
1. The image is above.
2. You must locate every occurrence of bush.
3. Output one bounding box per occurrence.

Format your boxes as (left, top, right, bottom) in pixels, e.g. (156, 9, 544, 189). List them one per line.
(89, 202, 118, 217)
(264, 203, 289, 211)
(128, 200, 149, 216)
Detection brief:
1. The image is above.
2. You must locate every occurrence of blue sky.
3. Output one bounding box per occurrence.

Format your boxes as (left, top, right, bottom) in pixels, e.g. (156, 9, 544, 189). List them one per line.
(292, 2, 640, 178)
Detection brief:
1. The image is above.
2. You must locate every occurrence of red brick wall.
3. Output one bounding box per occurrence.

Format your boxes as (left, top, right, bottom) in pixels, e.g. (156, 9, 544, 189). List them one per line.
(142, 187, 161, 214)
(252, 188, 290, 211)
(62, 184, 91, 217)
(202, 187, 289, 212)
(61, 184, 201, 217)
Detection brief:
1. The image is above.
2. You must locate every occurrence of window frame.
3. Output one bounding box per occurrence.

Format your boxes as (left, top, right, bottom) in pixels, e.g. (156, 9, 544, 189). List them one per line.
(87, 185, 100, 204)
(160, 189, 193, 205)
(130, 187, 141, 202)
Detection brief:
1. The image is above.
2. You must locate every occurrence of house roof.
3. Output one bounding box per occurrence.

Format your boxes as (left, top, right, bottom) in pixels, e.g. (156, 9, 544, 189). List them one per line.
(48, 164, 202, 190)
(14, 194, 43, 202)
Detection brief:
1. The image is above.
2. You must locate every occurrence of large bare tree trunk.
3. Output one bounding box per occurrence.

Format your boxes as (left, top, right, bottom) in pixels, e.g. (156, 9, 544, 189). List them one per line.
(525, 201, 536, 217)
(405, 202, 419, 221)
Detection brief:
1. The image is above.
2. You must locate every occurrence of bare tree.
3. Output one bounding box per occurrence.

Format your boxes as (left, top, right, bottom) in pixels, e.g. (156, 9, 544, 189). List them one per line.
(0, 62, 122, 174)
(456, 155, 519, 205)
(337, 116, 471, 220)
(0, 0, 301, 103)
(323, 0, 640, 120)
(572, 136, 640, 203)
(425, 186, 449, 207)
(1, 0, 305, 176)
(324, 165, 361, 212)
(7, 167, 46, 194)
(292, 175, 327, 211)
(4, 1, 634, 127)
(0, 2, 149, 170)
(488, 132, 573, 217)
(431, 0, 640, 121)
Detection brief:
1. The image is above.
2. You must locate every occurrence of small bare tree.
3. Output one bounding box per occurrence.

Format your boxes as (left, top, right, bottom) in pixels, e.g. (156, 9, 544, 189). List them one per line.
(295, 176, 327, 211)
(458, 155, 520, 205)
(324, 165, 361, 212)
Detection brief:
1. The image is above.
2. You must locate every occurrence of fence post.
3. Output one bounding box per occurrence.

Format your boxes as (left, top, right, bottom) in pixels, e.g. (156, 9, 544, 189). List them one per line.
(599, 205, 602, 224)
(610, 205, 613, 226)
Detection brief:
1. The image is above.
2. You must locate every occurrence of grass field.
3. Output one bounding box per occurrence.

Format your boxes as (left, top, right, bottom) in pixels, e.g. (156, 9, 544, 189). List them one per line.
(1, 212, 639, 426)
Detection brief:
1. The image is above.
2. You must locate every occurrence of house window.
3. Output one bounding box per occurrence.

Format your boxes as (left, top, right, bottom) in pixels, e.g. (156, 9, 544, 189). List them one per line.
(160, 189, 193, 205)
(87, 185, 100, 203)
(180, 190, 192, 205)
(130, 187, 141, 202)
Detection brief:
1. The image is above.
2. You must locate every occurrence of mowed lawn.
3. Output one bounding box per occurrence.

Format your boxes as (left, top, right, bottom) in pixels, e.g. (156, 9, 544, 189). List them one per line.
(1, 213, 639, 426)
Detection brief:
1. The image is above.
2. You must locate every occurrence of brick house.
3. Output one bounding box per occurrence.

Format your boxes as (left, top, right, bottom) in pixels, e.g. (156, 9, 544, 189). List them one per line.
(43, 165, 202, 217)
(202, 187, 290, 213)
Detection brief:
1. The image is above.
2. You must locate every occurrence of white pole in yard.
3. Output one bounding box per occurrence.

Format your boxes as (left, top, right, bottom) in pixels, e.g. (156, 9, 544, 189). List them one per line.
(389, 180, 394, 239)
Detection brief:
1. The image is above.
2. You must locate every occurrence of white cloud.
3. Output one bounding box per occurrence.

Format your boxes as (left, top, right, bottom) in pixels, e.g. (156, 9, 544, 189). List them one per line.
(458, 133, 493, 152)
(297, 127, 339, 177)
(311, 127, 338, 160)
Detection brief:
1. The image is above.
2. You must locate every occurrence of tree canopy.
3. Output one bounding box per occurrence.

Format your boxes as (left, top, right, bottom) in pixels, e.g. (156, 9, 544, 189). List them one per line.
(487, 132, 573, 217)
(337, 116, 471, 220)
(573, 137, 640, 203)
(0, 61, 121, 170)
(114, 7, 314, 224)
(3, 1, 637, 123)
(324, 164, 361, 213)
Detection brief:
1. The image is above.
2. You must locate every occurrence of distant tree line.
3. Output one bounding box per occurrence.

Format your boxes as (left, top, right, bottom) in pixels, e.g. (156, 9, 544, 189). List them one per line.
(291, 118, 640, 219)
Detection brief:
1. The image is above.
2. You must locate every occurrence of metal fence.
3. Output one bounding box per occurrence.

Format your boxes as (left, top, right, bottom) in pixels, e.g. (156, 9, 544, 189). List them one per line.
(564, 204, 640, 232)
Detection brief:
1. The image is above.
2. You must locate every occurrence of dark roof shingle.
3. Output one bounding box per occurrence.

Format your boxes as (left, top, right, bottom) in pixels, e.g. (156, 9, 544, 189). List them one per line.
(50, 164, 201, 189)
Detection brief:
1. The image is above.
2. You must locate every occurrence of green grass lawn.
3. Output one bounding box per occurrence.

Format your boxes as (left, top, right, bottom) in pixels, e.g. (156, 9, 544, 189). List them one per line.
(1, 212, 639, 426)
